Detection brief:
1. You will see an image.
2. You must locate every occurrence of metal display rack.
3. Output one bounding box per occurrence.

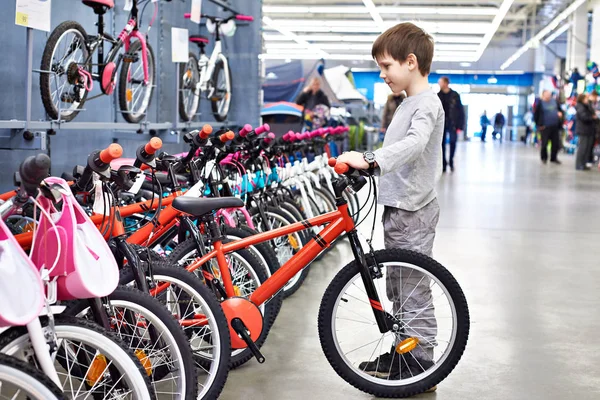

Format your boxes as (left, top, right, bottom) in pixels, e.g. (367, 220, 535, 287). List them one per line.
(1, 0, 243, 150)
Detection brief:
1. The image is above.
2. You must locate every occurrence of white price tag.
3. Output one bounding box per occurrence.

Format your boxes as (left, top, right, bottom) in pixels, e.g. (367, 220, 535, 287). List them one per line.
(171, 27, 189, 63)
(93, 181, 113, 216)
(124, 0, 133, 11)
(191, 0, 202, 24)
(15, 0, 51, 32)
(127, 173, 145, 195)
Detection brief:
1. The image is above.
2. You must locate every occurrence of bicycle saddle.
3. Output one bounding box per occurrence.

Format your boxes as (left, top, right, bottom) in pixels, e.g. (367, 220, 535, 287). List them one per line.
(190, 35, 209, 44)
(172, 196, 244, 217)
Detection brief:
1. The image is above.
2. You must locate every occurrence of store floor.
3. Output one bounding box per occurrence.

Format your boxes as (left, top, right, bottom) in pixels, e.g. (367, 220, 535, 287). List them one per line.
(220, 142, 600, 400)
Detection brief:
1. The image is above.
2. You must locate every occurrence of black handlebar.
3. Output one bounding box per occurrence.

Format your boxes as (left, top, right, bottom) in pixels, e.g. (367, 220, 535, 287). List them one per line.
(17, 154, 51, 197)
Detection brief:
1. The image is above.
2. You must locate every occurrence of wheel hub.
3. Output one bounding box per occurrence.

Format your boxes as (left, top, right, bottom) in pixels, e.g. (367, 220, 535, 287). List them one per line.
(67, 62, 81, 85)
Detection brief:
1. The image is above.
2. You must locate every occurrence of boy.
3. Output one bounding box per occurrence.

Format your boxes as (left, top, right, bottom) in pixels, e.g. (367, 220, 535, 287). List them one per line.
(336, 22, 444, 383)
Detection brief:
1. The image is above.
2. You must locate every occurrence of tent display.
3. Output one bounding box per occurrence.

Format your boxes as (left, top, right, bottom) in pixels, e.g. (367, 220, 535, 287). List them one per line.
(324, 65, 367, 102)
(261, 102, 304, 136)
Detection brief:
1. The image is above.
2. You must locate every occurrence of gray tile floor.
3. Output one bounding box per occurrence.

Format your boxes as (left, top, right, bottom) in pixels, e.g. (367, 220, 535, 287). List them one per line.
(220, 142, 600, 400)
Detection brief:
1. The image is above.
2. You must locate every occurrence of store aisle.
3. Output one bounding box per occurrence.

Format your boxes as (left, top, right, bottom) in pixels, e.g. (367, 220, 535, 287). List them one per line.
(220, 142, 600, 400)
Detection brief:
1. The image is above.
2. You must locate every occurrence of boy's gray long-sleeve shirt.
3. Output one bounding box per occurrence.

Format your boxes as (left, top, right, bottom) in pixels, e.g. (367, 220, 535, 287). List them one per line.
(373, 89, 445, 212)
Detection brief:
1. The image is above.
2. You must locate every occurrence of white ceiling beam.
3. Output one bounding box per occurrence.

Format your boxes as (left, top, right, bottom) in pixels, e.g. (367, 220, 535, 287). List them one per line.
(263, 33, 484, 44)
(263, 20, 493, 34)
(500, 0, 587, 70)
(263, 5, 499, 16)
(261, 16, 329, 57)
(473, 0, 515, 61)
(260, 52, 478, 63)
(362, 0, 385, 32)
(265, 42, 481, 52)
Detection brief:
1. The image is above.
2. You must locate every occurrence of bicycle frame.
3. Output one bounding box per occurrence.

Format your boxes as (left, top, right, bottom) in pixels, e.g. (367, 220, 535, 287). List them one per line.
(197, 40, 223, 93)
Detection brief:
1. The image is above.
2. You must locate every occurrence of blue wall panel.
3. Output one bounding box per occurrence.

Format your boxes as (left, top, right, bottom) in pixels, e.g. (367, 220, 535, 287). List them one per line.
(0, 0, 261, 191)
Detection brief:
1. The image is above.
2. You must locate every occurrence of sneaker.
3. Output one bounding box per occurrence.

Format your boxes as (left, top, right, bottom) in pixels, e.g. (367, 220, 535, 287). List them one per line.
(391, 355, 435, 380)
(541, 159, 548, 165)
(358, 347, 400, 378)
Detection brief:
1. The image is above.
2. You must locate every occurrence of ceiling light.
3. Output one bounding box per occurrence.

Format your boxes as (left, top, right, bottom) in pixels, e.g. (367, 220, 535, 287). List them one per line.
(501, 0, 586, 70)
(265, 42, 480, 52)
(262, 16, 328, 57)
(460, 62, 472, 67)
(543, 22, 571, 45)
(263, 6, 498, 16)
(263, 34, 484, 44)
(473, 0, 515, 61)
(362, 0, 385, 32)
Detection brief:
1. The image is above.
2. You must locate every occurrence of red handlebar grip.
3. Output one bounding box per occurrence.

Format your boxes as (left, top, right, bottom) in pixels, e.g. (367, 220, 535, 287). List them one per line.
(334, 162, 349, 174)
(236, 15, 254, 21)
(200, 124, 213, 139)
(99, 143, 123, 164)
(144, 137, 163, 155)
(267, 132, 275, 140)
(220, 131, 235, 142)
(184, 13, 191, 19)
(328, 158, 337, 167)
(255, 124, 270, 135)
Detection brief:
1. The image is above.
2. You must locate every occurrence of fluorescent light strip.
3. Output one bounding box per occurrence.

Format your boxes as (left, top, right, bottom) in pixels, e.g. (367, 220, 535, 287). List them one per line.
(260, 53, 477, 62)
(265, 42, 481, 52)
(262, 16, 328, 57)
(435, 69, 525, 75)
(474, 0, 515, 60)
(362, 0, 385, 32)
(264, 21, 492, 34)
(500, 0, 586, 70)
(263, 5, 499, 16)
(263, 34, 484, 44)
(543, 22, 571, 45)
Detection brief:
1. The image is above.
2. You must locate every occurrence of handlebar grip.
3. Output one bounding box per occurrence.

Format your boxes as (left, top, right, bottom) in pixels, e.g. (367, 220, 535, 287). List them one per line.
(19, 154, 51, 195)
(239, 124, 252, 137)
(99, 144, 123, 164)
(236, 14, 254, 21)
(200, 124, 213, 139)
(264, 132, 276, 145)
(144, 137, 163, 155)
(327, 157, 337, 167)
(184, 13, 191, 19)
(334, 162, 350, 174)
(255, 123, 270, 135)
(220, 131, 235, 142)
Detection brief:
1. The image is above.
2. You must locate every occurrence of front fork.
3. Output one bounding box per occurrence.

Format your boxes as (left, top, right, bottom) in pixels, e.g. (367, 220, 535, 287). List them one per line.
(346, 230, 396, 334)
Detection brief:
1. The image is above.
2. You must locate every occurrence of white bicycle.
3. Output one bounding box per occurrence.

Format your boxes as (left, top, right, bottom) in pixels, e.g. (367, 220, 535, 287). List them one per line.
(179, 12, 254, 122)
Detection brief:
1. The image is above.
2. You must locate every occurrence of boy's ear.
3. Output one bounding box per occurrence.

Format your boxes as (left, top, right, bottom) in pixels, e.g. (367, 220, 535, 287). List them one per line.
(406, 53, 418, 71)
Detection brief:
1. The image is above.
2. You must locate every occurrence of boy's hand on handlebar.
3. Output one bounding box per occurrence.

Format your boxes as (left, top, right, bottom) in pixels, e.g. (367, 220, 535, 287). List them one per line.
(336, 151, 371, 170)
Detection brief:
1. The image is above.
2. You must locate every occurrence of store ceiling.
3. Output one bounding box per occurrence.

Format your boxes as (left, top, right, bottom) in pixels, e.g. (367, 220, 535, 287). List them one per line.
(261, 0, 571, 64)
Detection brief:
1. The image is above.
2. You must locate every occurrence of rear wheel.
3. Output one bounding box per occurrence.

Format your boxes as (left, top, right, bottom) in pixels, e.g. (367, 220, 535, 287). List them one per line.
(179, 53, 200, 122)
(119, 41, 156, 123)
(210, 55, 232, 122)
(0, 353, 64, 399)
(40, 21, 90, 121)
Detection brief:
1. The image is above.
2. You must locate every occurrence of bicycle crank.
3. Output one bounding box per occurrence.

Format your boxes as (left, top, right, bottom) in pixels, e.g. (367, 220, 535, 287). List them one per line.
(221, 297, 265, 362)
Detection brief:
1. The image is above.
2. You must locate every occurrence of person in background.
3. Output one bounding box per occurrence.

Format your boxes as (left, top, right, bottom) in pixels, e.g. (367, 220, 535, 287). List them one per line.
(587, 90, 600, 165)
(438, 76, 465, 172)
(534, 90, 563, 164)
(381, 92, 407, 136)
(480, 111, 490, 142)
(295, 77, 330, 111)
(575, 93, 598, 170)
(492, 110, 505, 141)
(523, 109, 534, 144)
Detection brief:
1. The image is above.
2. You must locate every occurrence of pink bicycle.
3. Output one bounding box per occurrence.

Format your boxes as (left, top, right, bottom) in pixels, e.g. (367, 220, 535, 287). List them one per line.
(40, 0, 159, 123)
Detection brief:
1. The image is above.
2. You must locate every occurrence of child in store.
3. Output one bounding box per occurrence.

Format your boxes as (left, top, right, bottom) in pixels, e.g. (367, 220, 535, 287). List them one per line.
(335, 22, 444, 389)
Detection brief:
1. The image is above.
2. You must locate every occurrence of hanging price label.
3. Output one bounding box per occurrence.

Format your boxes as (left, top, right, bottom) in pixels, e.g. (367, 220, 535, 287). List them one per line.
(124, 0, 133, 11)
(191, 0, 202, 24)
(15, 0, 51, 32)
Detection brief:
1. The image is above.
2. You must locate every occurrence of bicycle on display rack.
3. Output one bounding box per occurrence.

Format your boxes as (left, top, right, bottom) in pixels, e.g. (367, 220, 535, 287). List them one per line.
(39, 0, 165, 123)
(179, 12, 254, 122)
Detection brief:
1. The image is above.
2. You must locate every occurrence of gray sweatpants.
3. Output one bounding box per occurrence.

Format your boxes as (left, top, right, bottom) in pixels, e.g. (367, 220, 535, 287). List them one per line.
(383, 199, 439, 361)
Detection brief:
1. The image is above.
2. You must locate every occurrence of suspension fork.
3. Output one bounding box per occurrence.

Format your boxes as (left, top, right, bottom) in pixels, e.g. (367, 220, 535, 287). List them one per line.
(346, 230, 393, 334)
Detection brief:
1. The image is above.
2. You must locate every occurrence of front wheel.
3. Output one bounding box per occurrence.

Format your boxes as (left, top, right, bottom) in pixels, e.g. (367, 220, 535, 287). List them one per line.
(179, 53, 201, 122)
(119, 40, 156, 123)
(210, 55, 232, 122)
(318, 249, 469, 398)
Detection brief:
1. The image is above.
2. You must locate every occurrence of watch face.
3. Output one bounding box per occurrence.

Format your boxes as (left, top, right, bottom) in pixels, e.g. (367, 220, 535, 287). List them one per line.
(364, 152, 375, 163)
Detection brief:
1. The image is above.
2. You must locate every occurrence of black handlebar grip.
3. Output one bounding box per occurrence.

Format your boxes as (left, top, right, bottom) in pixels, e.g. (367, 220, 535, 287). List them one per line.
(19, 154, 51, 196)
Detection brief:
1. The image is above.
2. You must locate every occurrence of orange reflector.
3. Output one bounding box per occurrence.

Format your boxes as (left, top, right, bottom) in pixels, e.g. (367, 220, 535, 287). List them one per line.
(233, 285, 241, 297)
(126, 89, 133, 102)
(288, 234, 300, 250)
(86, 354, 108, 386)
(395, 337, 419, 355)
(186, 70, 192, 79)
(135, 349, 152, 376)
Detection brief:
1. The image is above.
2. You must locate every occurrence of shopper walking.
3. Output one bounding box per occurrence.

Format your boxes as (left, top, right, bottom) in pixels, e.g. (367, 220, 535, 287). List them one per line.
(381, 92, 406, 136)
(438, 76, 464, 172)
(493, 110, 505, 141)
(480, 111, 490, 142)
(295, 77, 330, 111)
(336, 22, 443, 389)
(534, 90, 563, 164)
(587, 90, 599, 165)
(575, 93, 598, 170)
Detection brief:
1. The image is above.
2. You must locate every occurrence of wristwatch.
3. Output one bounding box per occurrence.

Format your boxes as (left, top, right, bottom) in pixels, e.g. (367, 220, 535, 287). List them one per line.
(363, 151, 376, 174)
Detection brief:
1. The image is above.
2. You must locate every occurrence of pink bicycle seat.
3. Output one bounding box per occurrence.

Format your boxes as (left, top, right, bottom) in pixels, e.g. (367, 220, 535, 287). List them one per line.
(82, 0, 114, 9)
(0, 219, 45, 327)
(30, 177, 118, 301)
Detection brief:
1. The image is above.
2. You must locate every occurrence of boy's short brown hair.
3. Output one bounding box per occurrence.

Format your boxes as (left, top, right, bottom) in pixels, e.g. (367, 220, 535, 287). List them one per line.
(371, 22, 434, 76)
